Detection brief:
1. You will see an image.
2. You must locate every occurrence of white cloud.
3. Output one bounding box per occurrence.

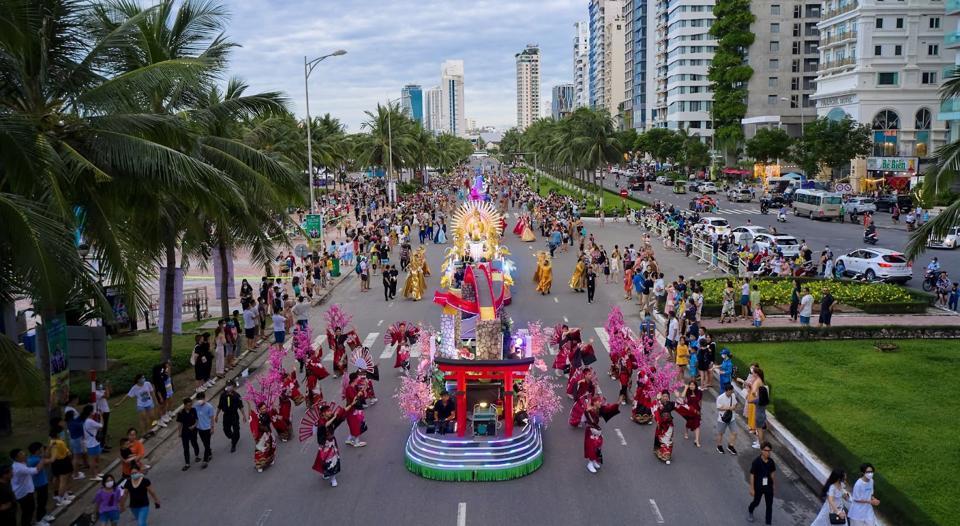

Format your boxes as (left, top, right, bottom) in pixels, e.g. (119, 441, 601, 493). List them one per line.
(223, 0, 584, 130)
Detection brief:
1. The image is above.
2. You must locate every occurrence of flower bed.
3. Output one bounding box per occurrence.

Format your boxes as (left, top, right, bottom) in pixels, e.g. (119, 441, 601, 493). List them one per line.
(698, 278, 930, 315)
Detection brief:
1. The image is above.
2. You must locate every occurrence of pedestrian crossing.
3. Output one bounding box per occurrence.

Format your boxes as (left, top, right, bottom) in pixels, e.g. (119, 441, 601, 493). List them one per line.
(594, 327, 610, 353)
(715, 207, 759, 215)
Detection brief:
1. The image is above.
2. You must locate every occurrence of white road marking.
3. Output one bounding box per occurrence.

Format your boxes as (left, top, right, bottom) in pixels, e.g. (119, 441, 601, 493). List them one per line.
(379, 346, 395, 360)
(549, 346, 559, 355)
(648, 499, 665, 524)
(553, 297, 558, 303)
(594, 327, 610, 353)
(256, 509, 272, 526)
(614, 428, 627, 446)
(312, 335, 324, 349)
(377, 319, 384, 326)
(411, 346, 421, 358)
(362, 332, 380, 348)
(563, 316, 569, 323)
(457, 502, 467, 526)
(322, 353, 333, 363)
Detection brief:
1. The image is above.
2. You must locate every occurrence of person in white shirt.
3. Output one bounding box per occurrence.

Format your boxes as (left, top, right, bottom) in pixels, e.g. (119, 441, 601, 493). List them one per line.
(715, 383, 739, 455)
(292, 296, 310, 330)
(242, 303, 258, 351)
(653, 273, 666, 312)
(118, 374, 159, 435)
(847, 463, 880, 526)
(94, 382, 111, 451)
(79, 406, 104, 481)
(10, 447, 48, 525)
(799, 288, 814, 327)
(666, 315, 680, 351)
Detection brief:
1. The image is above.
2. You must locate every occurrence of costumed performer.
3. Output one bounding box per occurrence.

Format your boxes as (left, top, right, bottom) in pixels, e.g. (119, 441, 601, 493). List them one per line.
(387, 322, 420, 371)
(631, 369, 655, 425)
(311, 402, 346, 487)
(652, 391, 675, 465)
(534, 252, 552, 295)
(675, 379, 703, 448)
(569, 256, 586, 292)
(583, 396, 620, 474)
(304, 349, 329, 406)
(520, 215, 536, 242)
(568, 367, 598, 427)
(250, 404, 277, 473)
(343, 372, 368, 447)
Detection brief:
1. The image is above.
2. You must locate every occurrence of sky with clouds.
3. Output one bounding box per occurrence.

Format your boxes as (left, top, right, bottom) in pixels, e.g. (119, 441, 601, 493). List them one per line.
(227, 0, 585, 132)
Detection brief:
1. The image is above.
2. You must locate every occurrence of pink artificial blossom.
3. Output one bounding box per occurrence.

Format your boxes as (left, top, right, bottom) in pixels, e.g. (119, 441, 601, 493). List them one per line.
(520, 373, 562, 426)
(394, 374, 434, 422)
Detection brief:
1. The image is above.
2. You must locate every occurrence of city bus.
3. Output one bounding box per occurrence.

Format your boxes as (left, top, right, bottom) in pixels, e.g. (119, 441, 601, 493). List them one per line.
(791, 189, 843, 220)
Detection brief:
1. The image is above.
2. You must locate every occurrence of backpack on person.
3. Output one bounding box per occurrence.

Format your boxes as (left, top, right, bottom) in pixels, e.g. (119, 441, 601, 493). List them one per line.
(758, 385, 770, 407)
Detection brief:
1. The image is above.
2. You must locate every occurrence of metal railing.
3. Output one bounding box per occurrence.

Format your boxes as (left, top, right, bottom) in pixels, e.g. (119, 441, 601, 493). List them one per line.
(823, 1, 858, 19)
(639, 214, 744, 277)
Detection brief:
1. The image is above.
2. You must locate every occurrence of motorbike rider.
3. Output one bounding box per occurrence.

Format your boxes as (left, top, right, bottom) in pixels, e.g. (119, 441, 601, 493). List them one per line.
(864, 223, 878, 243)
(760, 197, 770, 214)
(777, 206, 787, 222)
(927, 257, 941, 274)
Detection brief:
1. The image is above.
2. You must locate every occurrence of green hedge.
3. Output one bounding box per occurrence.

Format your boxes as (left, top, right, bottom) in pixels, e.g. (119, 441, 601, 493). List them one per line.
(708, 323, 960, 341)
(700, 277, 931, 311)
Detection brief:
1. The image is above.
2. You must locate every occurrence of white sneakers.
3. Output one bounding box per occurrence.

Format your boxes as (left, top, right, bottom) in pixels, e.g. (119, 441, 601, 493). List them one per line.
(72, 472, 85, 480)
(346, 439, 367, 447)
(586, 460, 602, 473)
(330, 477, 338, 487)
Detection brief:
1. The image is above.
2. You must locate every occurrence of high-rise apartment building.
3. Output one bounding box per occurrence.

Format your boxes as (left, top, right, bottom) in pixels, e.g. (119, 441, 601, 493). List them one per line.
(648, 0, 716, 139)
(401, 84, 424, 125)
(742, 2, 821, 138)
(589, 0, 626, 117)
(424, 86, 442, 133)
(574, 21, 590, 107)
(813, 0, 956, 182)
(624, 0, 648, 129)
(516, 44, 542, 129)
(440, 60, 466, 136)
(552, 84, 576, 119)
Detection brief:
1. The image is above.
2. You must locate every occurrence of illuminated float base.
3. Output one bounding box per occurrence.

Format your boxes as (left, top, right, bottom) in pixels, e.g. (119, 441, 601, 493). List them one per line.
(404, 423, 543, 482)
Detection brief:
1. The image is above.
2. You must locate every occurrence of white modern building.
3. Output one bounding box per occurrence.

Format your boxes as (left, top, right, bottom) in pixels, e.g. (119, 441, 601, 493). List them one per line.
(552, 83, 576, 119)
(624, 0, 649, 130)
(813, 0, 957, 184)
(440, 59, 466, 137)
(941, 0, 960, 143)
(647, 0, 717, 140)
(589, 0, 626, 117)
(424, 86, 443, 133)
(516, 44, 542, 129)
(574, 21, 591, 108)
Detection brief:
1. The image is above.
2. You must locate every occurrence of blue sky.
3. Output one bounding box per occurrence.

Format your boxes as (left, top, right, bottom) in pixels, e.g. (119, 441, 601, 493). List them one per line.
(228, 0, 585, 131)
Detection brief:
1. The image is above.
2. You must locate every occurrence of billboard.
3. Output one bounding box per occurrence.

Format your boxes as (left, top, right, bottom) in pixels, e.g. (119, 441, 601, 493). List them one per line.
(46, 314, 70, 409)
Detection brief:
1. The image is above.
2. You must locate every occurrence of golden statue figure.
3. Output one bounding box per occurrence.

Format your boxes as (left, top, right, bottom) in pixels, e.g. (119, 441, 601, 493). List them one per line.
(535, 252, 552, 295)
(403, 249, 428, 301)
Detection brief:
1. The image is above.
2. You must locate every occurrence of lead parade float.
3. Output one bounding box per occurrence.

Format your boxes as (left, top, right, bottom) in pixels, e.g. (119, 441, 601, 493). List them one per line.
(394, 174, 562, 481)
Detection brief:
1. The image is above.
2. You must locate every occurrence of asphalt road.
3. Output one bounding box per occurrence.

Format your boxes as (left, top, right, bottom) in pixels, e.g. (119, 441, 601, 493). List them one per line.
(601, 174, 960, 287)
(124, 210, 820, 526)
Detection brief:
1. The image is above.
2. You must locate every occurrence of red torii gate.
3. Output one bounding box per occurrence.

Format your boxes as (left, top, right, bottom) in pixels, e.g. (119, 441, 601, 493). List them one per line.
(434, 357, 534, 438)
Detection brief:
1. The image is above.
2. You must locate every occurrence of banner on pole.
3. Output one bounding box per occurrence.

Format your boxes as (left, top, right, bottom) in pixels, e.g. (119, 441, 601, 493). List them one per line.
(46, 314, 70, 409)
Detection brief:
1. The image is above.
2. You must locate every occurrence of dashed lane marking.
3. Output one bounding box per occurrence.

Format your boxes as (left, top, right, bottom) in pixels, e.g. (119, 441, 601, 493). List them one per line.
(457, 502, 467, 526)
(554, 297, 558, 303)
(256, 509, 272, 526)
(563, 316, 569, 323)
(361, 332, 380, 348)
(615, 428, 627, 446)
(648, 499, 665, 524)
(377, 319, 384, 326)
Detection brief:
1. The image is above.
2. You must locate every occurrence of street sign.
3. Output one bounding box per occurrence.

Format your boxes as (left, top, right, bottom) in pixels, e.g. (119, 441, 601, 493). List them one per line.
(835, 183, 852, 192)
(294, 244, 309, 259)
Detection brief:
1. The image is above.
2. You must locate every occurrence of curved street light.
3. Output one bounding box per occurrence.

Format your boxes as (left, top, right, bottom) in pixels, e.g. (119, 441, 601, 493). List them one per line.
(304, 49, 347, 213)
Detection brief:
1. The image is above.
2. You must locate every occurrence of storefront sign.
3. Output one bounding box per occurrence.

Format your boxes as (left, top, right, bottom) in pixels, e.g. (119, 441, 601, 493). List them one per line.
(866, 157, 917, 173)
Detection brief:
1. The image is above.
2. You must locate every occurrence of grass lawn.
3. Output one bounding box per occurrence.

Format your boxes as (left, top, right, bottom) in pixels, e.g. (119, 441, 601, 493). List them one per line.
(731, 339, 952, 526)
(1, 320, 212, 458)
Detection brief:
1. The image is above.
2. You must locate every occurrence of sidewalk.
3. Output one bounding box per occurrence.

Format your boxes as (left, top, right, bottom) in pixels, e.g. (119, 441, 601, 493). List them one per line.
(708, 312, 960, 328)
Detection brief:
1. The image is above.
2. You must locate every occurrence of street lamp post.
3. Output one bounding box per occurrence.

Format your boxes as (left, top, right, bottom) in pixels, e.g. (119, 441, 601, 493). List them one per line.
(304, 49, 347, 214)
(385, 97, 401, 203)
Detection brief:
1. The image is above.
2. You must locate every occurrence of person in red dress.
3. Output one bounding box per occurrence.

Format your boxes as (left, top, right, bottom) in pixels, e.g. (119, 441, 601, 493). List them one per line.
(675, 379, 703, 447)
(631, 369, 655, 425)
(249, 405, 276, 473)
(583, 396, 620, 473)
(328, 327, 349, 378)
(311, 403, 345, 487)
(568, 368, 598, 427)
(304, 350, 328, 407)
(652, 391, 676, 465)
(343, 373, 367, 447)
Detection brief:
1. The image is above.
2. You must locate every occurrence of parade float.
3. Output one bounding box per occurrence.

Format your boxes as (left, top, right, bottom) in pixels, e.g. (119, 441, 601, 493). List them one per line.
(396, 175, 561, 482)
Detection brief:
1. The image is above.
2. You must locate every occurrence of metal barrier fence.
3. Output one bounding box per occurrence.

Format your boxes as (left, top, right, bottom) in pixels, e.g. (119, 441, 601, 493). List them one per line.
(640, 214, 743, 277)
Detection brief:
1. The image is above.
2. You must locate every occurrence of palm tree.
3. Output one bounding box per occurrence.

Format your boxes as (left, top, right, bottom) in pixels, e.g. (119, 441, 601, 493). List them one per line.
(907, 71, 960, 258)
(89, 0, 243, 360)
(356, 102, 416, 178)
(570, 108, 622, 205)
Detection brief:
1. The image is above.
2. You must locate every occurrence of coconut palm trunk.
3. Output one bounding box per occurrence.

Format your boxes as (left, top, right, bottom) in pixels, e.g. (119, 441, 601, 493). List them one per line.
(161, 236, 177, 361)
(218, 242, 230, 319)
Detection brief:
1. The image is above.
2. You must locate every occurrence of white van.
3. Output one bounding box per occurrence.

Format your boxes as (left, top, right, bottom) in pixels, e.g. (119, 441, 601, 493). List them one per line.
(792, 189, 843, 220)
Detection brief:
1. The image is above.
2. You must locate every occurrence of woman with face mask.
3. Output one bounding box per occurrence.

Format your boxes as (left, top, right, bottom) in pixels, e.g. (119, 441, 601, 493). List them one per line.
(117, 374, 159, 436)
(121, 467, 159, 526)
(93, 474, 123, 525)
(847, 463, 880, 526)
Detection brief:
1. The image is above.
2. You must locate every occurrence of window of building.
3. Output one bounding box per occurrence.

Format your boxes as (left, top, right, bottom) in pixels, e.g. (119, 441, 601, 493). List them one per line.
(872, 110, 900, 156)
(896, 18, 904, 29)
(768, 76, 779, 88)
(876, 17, 883, 29)
(793, 23, 801, 37)
(769, 58, 780, 70)
(792, 59, 800, 72)
(916, 108, 931, 157)
(875, 45, 882, 56)
(922, 71, 938, 84)
(770, 41, 780, 52)
(930, 17, 941, 29)
(895, 45, 902, 56)
(877, 72, 899, 85)
(794, 5, 802, 18)
(793, 41, 801, 54)
(928, 44, 939, 56)
(767, 95, 778, 105)
(791, 77, 800, 90)
(771, 4, 781, 15)
(771, 23, 780, 33)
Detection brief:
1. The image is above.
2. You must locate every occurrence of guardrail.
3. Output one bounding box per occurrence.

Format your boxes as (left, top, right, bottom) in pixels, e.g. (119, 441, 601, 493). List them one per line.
(640, 214, 743, 276)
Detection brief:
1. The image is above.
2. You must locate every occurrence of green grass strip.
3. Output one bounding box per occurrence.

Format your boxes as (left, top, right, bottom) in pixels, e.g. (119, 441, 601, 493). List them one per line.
(404, 453, 543, 482)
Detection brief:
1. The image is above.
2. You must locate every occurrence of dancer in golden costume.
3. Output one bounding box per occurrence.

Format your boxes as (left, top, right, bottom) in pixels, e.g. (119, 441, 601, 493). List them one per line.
(520, 215, 537, 242)
(569, 256, 586, 292)
(402, 249, 428, 300)
(534, 252, 553, 295)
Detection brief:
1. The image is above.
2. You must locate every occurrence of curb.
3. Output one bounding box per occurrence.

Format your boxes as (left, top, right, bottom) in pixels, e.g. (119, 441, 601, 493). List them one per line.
(51, 271, 353, 524)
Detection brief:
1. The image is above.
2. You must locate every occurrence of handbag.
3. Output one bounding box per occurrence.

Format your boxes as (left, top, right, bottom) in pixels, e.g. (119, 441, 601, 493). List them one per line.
(828, 511, 846, 525)
(721, 409, 733, 423)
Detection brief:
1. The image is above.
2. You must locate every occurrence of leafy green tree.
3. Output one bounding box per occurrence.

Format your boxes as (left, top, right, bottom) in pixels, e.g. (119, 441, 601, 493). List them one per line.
(791, 117, 871, 179)
(745, 128, 794, 164)
(709, 0, 755, 159)
(680, 132, 711, 173)
(637, 128, 684, 164)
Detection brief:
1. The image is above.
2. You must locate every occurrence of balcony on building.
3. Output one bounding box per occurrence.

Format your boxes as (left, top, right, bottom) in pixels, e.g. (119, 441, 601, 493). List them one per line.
(822, 0, 858, 21)
(948, 0, 960, 16)
(817, 56, 856, 74)
(939, 99, 960, 122)
(821, 30, 858, 48)
(947, 30, 960, 49)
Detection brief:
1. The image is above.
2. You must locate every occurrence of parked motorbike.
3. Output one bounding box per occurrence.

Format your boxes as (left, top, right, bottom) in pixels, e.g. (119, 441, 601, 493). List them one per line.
(863, 230, 878, 245)
(793, 260, 818, 277)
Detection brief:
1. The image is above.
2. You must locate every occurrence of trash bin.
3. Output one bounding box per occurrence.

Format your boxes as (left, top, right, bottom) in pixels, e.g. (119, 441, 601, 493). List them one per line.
(330, 257, 341, 278)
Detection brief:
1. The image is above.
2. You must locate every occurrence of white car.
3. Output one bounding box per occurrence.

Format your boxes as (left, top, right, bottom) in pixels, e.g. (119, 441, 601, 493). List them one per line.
(694, 216, 730, 235)
(751, 234, 801, 257)
(835, 248, 912, 282)
(731, 226, 769, 244)
(844, 197, 877, 214)
(656, 175, 669, 185)
(927, 226, 960, 249)
(699, 182, 718, 194)
(727, 188, 753, 202)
